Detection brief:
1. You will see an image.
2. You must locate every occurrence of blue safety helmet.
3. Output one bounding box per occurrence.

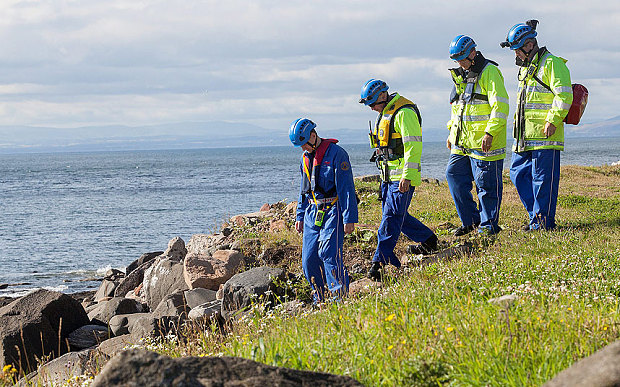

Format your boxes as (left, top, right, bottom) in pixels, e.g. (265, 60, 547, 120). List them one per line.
(449, 35, 477, 61)
(289, 118, 316, 147)
(501, 21, 538, 50)
(359, 79, 388, 106)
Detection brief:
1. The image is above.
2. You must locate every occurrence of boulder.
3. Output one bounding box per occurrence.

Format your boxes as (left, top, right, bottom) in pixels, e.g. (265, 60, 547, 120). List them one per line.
(126, 251, 163, 276)
(186, 233, 229, 256)
(0, 289, 90, 371)
(543, 340, 620, 387)
(143, 257, 189, 311)
(93, 279, 118, 302)
(187, 300, 222, 324)
(91, 349, 363, 386)
(183, 250, 244, 290)
(184, 288, 217, 309)
(152, 292, 189, 319)
(67, 324, 110, 350)
(114, 259, 157, 297)
(163, 236, 187, 262)
(17, 348, 100, 387)
(89, 297, 143, 326)
(284, 201, 297, 216)
(349, 278, 381, 297)
(104, 269, 125, 282)
(129, 315, 178, 342)
(96, 334, 133, 358)
(259, 203, 271, 211)
(221, 266, 285, 321)
(269, 219, 287, 232)
(109, 313, 152, 336)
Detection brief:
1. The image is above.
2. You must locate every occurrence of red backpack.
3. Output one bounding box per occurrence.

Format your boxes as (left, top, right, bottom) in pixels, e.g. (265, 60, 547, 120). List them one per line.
(533, 76, 588, 125)
(564, 84, 588, 125)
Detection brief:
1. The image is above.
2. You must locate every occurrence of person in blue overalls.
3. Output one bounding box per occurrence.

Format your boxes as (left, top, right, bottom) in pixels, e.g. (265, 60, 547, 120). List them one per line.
(290, 118, 358, 303)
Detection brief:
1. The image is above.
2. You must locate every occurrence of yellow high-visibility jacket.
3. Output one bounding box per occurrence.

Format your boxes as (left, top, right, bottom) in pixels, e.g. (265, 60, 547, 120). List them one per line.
(514, 47, 572, 152)
(447, 54, 509, 161)
(370, 93, 422, 185)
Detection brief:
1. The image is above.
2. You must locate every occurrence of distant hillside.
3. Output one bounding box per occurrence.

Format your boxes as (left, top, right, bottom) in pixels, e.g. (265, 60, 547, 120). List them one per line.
(566, 115, 620, 138)
(0, 116, 617, 154)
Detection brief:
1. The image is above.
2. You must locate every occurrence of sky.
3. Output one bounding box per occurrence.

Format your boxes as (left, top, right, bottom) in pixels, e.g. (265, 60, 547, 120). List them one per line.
(0, 0, 619, 141)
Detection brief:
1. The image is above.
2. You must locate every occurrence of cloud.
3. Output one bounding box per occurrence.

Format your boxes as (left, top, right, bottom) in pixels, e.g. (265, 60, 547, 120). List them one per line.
(0, 0, 618, 139)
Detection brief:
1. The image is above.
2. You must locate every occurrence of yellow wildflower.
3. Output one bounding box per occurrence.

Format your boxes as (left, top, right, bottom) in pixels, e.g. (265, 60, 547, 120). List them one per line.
(385, 314, 396, 322)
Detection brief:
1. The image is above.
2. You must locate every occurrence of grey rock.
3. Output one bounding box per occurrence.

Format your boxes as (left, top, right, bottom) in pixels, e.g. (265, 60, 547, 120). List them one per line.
(184, 288, 217, 309)
(129, 315, 178, 342)
(126, 251, 162, 276)
(89, 297, 143, 326)
(96, 334, 133, 358)
(91, 349, 363, 386)
(221, 266, 285, 321)
(187, 300, 221, 323)
(114, 259, 157, 297)
(17, 348, 100, 387)
(93, 279, 118, 302)
(163, 236, 187, 262)
(109, 313, 152, 336)
(152, 292, 189, 319)
(104, 269, 125, 281)
(67, 324, 110, 350)
(543, 340, 620, 387)
(186, 233, 229, 256)
(143, 257, 189, 311)
(0, 289, 90, 371)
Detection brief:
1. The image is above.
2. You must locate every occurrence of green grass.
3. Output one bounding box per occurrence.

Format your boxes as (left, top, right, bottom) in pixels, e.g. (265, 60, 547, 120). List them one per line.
(9, 165, 614, 387)
(150, 165, 620, 386)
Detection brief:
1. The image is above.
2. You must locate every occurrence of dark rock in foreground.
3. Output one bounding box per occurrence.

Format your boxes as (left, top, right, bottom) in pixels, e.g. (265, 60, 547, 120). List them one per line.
(543, 340, 620, 387)
(0, 289, 90, 371)
(91, 349, 363, 387)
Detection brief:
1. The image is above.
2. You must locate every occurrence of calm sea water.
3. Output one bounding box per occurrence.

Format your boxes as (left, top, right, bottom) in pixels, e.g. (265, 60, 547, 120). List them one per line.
(1, 138, 618, 297)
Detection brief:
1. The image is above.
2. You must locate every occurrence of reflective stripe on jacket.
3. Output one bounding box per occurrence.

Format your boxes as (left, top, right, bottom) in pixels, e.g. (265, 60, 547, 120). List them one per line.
(514, 49, 572, 151)
(447, 58, 509, 161)
(372, 93, 423, 185)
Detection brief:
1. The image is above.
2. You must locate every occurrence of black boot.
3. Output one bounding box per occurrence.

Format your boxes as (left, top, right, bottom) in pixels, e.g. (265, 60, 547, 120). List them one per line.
(407, 234, 439, 255)
(453, 223, 479, 236)
(368, 261, 383, 282)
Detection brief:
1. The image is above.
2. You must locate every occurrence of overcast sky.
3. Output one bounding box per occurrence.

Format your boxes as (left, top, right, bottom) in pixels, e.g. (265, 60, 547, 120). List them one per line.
(0, 0, 618, 138)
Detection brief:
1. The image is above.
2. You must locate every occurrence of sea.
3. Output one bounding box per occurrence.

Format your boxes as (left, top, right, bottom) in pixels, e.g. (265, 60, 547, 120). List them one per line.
(1, 138, 619, 298)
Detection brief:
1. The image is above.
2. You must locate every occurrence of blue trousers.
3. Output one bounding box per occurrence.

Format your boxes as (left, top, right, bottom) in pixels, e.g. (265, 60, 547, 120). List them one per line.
(446, 154, 503, 234)
(372, 181, 435, 268)
(510, 149, 561, 230)
(302, 204, 349, 302)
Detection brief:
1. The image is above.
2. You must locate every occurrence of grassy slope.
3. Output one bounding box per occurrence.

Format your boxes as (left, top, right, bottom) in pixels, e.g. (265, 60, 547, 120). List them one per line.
(167, 165, 620, 386)
(7, 165, 611, 387)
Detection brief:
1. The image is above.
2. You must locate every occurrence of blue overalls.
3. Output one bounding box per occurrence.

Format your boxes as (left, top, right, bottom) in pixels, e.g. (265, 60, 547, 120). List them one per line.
(510, 149, 561, 230)
(296, 141, 358, 302)
(446, 153, 504, 233)
(372, 182, 435, 268)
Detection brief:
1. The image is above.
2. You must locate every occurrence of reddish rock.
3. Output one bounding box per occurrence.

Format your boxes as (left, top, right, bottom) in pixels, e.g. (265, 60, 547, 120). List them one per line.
(259, 203, 271, 212)
(284, 201, 298, 216)
(183, 250, 245, 290)
(269, 219, 287, 232)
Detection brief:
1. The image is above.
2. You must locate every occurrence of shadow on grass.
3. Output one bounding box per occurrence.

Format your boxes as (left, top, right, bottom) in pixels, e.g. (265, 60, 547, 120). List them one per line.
(557, 217, 620, 230)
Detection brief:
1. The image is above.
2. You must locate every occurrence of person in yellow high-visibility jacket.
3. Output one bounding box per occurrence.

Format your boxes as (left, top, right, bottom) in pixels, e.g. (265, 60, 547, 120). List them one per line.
(446, 35, 509, 236)
(501, 20, 572, 230)
(359, 79, 438, 281)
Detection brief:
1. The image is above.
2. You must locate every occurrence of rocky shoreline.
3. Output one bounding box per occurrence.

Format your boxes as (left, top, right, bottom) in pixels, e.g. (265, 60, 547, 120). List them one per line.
(0, 197, 381, 386)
